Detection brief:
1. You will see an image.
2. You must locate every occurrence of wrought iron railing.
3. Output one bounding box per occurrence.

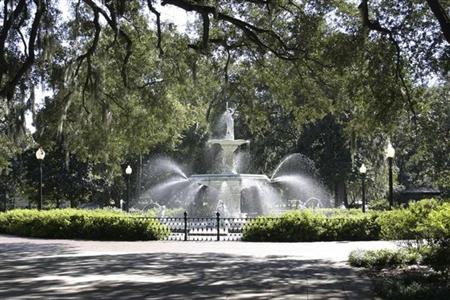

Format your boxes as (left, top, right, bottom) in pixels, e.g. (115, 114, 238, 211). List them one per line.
(135, 212, 262, 241)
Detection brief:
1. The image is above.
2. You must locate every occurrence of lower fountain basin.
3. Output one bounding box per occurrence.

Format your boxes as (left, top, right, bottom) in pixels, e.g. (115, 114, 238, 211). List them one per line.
(189, 173, 271, 217)
(189, 173, 270, 183)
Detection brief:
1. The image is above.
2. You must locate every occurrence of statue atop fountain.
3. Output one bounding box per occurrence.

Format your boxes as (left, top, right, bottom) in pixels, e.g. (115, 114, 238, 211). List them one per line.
(206, 103, 248, 173)
(224, 102, 235, 140)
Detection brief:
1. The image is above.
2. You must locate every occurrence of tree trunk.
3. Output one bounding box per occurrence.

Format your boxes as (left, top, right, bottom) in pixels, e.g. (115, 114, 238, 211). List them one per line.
(137, 153, 142, 201)
(334, 180, 348, 208)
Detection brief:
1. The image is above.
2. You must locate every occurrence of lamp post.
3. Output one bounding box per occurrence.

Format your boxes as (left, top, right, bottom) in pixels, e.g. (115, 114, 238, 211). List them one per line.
(359, 163, 367, 213)
(385, 141, 395, 208)
(35, 148, 45, 210)
(125, 165, 132, 212)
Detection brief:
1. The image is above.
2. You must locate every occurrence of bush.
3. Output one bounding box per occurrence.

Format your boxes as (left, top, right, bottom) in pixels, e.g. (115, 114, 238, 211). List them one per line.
(243, 210, 381, 242)
(377, 199, 441, 241)
(418, 203, 450, 275)
(349, 247, 449, 300)
(243, 211, 325, 242)
(0, 209, 169, 240)
(322, 213, 381, 241)
(243, 199, 447, 242)
(369, 198, 391, 211)
(349, 248, 421, 269)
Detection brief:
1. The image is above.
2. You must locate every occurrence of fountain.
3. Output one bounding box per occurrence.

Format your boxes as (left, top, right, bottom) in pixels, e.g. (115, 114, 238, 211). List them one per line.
(189, 103, 272, 217)
(138, 103, 331, 217)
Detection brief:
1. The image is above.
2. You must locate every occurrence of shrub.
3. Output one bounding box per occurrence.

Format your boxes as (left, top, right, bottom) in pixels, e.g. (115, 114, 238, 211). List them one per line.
(243, 210, 381, 242)
(377, 199, 441, 241)
(349, 247, 450, 300)
(0, 209, 169, 241)
(369, 198, 391, 211)
(243, 211, 325, 242)
(418, 203, 450, 275)
(323, 213, 381, 241)
(349, 248, 421, 269)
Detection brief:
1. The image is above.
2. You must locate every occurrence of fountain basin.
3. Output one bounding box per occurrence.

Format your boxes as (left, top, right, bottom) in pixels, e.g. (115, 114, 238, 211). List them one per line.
(189, 174, 270, 217)
(190, 173, 270, 182)
(207, 139, 250, 146)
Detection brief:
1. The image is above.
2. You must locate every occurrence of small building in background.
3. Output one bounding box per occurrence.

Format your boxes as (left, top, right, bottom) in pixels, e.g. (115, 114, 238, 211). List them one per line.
(398, 187, 441, 205)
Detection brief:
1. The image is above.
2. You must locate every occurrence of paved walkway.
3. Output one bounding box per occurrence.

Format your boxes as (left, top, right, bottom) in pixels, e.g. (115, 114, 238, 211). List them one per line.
(0, 235, 398, 299)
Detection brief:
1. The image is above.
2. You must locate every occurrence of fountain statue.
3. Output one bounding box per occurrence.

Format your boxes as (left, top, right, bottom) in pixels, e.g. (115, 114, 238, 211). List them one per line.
(224, 102, 235, 140)
(140, 103, 331, 217)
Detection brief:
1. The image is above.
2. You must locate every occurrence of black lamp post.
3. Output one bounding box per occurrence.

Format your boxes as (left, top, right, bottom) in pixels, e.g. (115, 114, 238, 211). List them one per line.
(35, 148, 45, 210)
(385, 141, 395, 208)
(359, 163, 367, 213)
(125, 165, 132, 212)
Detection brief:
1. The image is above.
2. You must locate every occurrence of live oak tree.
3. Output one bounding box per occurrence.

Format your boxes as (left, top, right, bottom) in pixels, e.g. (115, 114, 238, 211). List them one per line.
(0, 0, 448, 206)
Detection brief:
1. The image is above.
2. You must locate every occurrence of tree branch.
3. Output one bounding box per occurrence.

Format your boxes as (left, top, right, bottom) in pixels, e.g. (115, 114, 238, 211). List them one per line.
(162, 0, 299, 60)
(0, 0, 27, 88)
(147, 0, 164, 56)
(1, 0, 44, 101)
(358, 0, 417, 122)
(426, 0, 450, 44)
(82, 0, 133, 87)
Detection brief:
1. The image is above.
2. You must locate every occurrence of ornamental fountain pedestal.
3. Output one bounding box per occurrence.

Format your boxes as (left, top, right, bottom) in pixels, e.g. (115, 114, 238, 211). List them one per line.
(189, 105, 270, 217)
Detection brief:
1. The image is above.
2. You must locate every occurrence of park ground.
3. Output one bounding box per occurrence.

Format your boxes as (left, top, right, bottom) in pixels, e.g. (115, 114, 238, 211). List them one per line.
(0, 235, 398, 299)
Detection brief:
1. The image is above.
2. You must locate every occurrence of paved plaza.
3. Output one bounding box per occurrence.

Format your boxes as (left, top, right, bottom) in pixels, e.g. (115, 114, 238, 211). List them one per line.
(0, 235, 398, 299)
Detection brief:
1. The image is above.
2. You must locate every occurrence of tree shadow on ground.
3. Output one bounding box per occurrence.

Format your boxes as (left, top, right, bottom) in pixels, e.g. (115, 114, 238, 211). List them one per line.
(0, 244, 376, 299)
(0, 241, 77, 260)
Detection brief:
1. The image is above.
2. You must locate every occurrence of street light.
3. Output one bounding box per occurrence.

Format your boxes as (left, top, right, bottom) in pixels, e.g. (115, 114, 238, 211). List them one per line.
(125, 165, 132, 212)
(35, 148, 45, 210)
(385, 141, 395, 208)
(359, 163, 367, 213)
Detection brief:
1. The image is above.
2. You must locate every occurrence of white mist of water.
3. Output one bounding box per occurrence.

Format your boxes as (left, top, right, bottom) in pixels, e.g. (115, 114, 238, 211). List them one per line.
(217, 182, 233, 216)
(242, 179, 283, 215)
(233, 150, 249, 174)
(150, 157, 187, 179)
(271, 153, 299, 180)
(272, 174, 330, 208)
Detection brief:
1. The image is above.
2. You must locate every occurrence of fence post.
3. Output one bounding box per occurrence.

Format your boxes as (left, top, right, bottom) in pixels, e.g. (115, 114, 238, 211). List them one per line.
(184, 211, 188, 241)
(216, 211, 220, 241)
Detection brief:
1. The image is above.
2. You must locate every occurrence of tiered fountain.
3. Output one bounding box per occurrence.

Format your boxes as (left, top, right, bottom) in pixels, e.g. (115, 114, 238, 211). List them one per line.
(189, 104, 271, 217)
(139, 104, 331, 217)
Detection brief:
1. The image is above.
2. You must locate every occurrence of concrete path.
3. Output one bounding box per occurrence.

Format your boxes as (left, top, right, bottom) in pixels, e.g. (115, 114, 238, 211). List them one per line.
(0, 235, 397, 299)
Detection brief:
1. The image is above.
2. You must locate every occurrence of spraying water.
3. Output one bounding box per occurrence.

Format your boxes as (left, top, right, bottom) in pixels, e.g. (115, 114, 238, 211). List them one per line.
(135, 104, 332, 216)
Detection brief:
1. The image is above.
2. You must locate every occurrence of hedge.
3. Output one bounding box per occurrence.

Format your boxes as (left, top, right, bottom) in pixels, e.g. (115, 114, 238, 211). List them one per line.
(243, 199, 446, 242)
(0, 209, 169, 241)
(242, 210, 381, 242)
(348, 248, 421, 269)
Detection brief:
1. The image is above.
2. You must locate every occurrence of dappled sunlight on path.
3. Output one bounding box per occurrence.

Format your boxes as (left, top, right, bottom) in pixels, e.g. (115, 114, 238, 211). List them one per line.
(0, 235, 393, 299)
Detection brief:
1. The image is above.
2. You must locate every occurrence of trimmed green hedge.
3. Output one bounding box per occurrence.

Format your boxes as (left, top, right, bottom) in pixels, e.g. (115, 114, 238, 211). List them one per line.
(0, 209, 169, 240)
(243, 199, 446, 242)
(243, 210, 381, 242)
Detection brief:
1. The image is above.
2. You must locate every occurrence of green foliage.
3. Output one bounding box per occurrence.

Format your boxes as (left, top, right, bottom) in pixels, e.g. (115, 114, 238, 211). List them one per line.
(243, 199, 448, 242)
(349, 246, 450, 300)
(349, 248, 421, 269)
(372, 272, 449, 300)
(369, 198, 391, 211)
(348, 201, 450, 300)
(418, 203, 450, 275)
(242, 211, 325, 242)
(243, 210, 381, 242)
(377, 199, 441, 241)
(0, 209, 169, 241)
(420, 202, 450, 245)
(322, 214, 381, 241)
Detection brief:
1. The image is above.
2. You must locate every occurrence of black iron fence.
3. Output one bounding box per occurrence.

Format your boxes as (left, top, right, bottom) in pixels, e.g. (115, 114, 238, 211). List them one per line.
(136, 212, 257, 241)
